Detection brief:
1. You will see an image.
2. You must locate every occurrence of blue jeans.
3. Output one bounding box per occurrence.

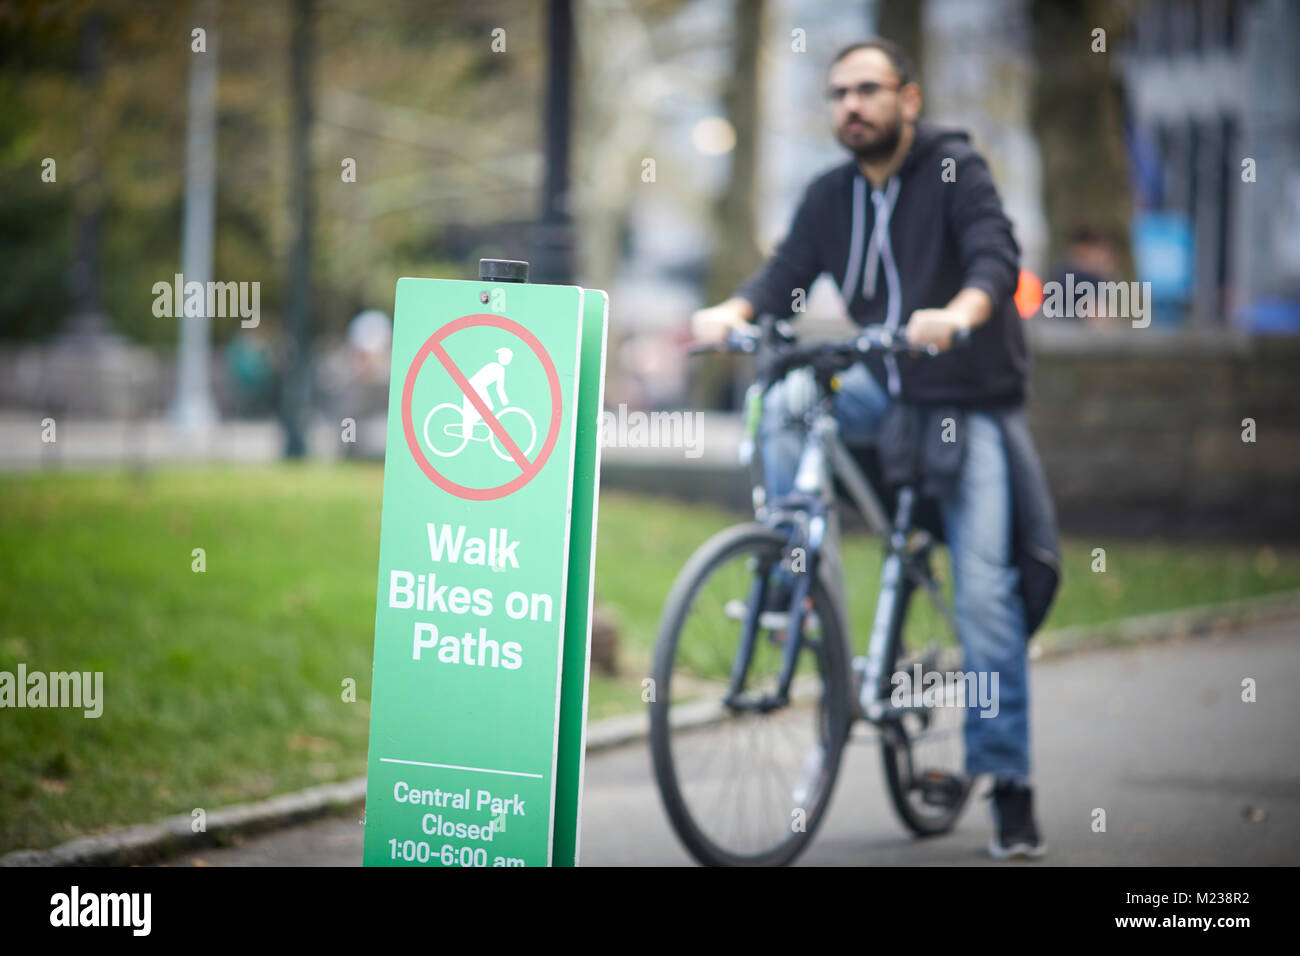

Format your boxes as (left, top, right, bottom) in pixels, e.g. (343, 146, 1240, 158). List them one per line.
(761, 363, 1031, 780)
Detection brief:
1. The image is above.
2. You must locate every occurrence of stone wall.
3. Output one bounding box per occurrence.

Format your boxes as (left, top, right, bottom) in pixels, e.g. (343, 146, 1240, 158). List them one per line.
(1024, 323, 1300, 539)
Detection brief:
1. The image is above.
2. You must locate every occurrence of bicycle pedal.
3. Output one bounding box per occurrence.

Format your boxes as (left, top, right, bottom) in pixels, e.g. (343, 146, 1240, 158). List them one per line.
(722, 600, 818, 636)
(760, 610, 791, 631)
(723, 599, 748, 622)
(722, 601, 791, 631)
(916, 770, 964, 807)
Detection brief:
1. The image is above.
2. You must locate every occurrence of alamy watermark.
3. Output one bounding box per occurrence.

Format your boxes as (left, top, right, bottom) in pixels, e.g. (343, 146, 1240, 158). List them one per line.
(0, 664, 103, 718)
(50, 885, 150, 935)
(599, 404, 703, 459)
(890, 663, 999, 718)
(152, 273, 260, 328)
(1042, 273, 1151, 328)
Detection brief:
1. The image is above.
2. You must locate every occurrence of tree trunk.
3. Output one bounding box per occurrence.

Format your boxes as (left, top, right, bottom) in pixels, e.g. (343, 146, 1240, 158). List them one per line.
(875, 0, 924, 87)
(282, 0, 316, 457)
(1029, 0, 1135, 280)
(693, 0, 764, 409)
(67, 11, 106, 336)
(704, 0, 763, 305)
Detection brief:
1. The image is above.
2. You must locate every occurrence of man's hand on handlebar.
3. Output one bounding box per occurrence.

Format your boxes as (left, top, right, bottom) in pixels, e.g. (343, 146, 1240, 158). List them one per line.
(903, 308, 971, 353)
(690, 297, 755, 345)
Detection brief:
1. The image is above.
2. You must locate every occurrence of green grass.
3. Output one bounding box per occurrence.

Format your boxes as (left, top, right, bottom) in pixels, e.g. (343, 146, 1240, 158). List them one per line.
(1, 464, 1297, 852)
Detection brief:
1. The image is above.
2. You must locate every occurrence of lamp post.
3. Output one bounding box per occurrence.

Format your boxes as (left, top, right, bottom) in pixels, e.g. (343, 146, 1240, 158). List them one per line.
(170, 0, 221, 430)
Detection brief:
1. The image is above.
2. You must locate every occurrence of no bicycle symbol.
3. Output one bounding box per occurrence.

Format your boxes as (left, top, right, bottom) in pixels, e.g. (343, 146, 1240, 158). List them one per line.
(401, 313, 564, 501)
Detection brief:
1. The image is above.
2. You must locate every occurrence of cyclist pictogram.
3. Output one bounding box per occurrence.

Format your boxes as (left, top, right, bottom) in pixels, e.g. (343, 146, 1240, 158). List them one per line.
(400, 313, 564, 501)
(422, 346, 539, 461)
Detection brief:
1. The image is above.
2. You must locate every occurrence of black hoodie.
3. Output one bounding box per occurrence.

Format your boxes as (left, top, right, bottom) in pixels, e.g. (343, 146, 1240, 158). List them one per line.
(734, 121, 1029, 407)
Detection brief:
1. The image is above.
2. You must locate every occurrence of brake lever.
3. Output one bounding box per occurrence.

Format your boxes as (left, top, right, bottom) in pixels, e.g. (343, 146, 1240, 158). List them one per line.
(686, 326, 759, 357)
(726, 327, 759, 353)
(884, 333, 938, 357)
(899, 326, 971, 356)
(772, 318, 797, 343)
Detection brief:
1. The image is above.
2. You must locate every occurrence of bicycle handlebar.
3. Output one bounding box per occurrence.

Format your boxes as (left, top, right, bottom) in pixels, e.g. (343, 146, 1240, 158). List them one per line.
(688, 319, 971, 391)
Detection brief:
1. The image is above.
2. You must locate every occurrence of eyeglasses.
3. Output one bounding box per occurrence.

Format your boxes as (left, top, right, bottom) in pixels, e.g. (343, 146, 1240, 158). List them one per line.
(824, 81, 900, 103)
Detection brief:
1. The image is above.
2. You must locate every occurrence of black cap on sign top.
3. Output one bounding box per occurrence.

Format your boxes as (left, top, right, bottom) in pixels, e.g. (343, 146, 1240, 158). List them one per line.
(478, 259, 530, 283)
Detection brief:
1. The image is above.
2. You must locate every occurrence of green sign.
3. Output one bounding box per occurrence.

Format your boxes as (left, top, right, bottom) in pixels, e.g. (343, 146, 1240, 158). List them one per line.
(553, 289, 608, 866)
(362, 276, 606, 867)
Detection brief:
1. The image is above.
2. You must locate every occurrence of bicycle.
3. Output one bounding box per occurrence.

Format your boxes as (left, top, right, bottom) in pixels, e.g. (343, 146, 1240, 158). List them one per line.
(649, 317, 975, 866)
(422, 402, 537, 461)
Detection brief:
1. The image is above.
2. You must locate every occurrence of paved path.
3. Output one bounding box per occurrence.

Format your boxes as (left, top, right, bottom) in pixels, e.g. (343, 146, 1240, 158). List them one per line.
(158, 618, 1300, 866)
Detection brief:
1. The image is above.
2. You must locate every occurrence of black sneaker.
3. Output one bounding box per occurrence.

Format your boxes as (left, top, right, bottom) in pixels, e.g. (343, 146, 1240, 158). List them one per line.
(986, 780, 1046, 859)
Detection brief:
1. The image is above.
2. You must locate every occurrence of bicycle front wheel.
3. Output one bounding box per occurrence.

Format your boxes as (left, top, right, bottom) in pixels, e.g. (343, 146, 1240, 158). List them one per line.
(489, 407, 537, 461)
(650, 523, 851, 866)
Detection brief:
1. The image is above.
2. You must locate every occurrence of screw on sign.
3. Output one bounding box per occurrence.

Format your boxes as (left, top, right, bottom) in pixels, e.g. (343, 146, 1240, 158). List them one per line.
(401, 314, 563, 501)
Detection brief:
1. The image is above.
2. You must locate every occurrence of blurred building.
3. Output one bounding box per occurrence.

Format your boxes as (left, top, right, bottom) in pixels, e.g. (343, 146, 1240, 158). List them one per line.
(1123, 0, 1300, 330)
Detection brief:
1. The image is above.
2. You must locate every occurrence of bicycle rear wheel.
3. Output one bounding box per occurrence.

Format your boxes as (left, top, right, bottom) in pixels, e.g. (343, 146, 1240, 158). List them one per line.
(423, 403, 470, 458)
(650, 523, 851, 866)
(879, 565, 974, 836)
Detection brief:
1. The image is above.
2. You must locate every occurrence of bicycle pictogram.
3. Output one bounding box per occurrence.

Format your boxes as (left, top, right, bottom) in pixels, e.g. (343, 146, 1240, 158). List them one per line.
(422, 346, 538, 460)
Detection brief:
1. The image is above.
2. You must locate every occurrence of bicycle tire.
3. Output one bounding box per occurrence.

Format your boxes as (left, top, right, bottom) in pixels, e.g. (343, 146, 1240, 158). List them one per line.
(879, 576, 975, 836)
(650, 522, 852, 866)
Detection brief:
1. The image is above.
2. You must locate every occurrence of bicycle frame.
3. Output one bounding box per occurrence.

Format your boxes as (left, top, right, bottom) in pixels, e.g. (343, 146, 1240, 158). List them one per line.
(727, 382, 958, 722)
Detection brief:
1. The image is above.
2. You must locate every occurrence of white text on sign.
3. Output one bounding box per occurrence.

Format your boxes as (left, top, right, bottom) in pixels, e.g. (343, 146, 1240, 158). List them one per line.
(386, 523, 556, 672)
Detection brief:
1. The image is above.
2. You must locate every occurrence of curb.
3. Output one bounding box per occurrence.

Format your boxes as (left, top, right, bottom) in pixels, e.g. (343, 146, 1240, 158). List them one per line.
(6, 587, 1298, 867)
(0, 778, 366, 868)
(1027, 587, 1300, 661)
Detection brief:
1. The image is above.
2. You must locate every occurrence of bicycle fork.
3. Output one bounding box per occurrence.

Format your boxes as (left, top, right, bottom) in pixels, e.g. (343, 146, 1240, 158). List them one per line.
(723, 513, 823, 712)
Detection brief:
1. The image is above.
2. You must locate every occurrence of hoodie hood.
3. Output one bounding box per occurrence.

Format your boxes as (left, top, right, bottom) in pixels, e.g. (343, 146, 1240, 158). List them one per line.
(899, 121, 972, 177)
